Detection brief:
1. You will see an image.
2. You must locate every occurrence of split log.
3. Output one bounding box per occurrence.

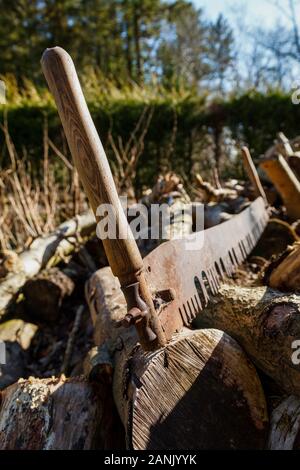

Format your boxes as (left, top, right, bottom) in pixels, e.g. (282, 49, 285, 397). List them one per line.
(260, 155, 300, 220)
(0, 375, 123, 450)
(194, 284, 300, 396)
(267, 395, 300, 450)
(85, 267, 268, 450)
(266, 242, 300, 291)
(23, 267, 75, 322)
(0, 211, 95, 320)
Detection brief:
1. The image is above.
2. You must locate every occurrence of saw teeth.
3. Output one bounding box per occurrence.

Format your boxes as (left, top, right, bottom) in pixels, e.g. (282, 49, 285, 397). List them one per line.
(178, 207, 269, 327)
(186, 299, 193, 318)
(171, 202, 268, 326)
(194, 294, 201, 311)
(190, 297, 197, 314)
(232, 248, 239, 265)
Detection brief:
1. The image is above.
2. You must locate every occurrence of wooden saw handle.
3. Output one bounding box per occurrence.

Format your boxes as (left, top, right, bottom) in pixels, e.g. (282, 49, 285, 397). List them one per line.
(41, 47, 165, 349)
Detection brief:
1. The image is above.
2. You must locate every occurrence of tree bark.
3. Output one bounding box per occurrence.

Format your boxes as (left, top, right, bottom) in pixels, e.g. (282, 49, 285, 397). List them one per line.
(85, 267, 268, 450)
(0, 375, 124, 450)
(194, 283, 300, 396)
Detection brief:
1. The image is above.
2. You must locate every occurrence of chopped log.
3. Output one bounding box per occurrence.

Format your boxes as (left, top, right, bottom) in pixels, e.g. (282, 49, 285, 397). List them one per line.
(0, 375, 124, 449)
(260, 155, 300, 220)
(85, 267, 268, 450)
(251, 218, 298, 260)
(267, 395, 300, 449)
(266, 242, 300, 291)
(0, 211, 95, 320)
(194, 284, 300, 396)
(23, 267, 75, 322)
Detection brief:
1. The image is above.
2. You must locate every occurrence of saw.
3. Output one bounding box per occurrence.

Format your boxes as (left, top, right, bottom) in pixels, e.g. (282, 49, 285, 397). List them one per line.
(41, 47, 269, 351)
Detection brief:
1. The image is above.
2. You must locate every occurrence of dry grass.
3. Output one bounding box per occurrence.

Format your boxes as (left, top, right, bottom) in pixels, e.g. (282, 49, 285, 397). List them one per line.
(0, 111, 87, 251)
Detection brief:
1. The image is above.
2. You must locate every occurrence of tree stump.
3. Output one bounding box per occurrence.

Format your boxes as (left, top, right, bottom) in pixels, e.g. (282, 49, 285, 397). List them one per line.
(85, 267, 268, 450)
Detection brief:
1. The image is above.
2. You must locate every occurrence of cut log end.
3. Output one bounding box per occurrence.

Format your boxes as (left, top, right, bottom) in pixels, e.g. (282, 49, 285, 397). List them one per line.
(115, 329, 268, 450)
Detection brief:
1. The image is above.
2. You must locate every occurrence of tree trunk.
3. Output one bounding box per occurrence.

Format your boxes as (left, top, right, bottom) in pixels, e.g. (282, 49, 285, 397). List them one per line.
(133, 7, 143, 83)
(85, 267, 268, 450)
(194, 283, 300, 396)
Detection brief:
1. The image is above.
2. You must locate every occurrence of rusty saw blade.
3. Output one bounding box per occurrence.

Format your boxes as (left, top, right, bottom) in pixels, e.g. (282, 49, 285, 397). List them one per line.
(143, 196, 269, 341)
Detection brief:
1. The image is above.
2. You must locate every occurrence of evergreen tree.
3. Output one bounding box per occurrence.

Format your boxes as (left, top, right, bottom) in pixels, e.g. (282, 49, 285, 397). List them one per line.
(207, 14, 236, 93)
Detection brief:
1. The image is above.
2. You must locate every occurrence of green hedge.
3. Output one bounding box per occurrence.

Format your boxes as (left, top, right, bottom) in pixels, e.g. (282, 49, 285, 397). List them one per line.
(1, 90, 300, 190)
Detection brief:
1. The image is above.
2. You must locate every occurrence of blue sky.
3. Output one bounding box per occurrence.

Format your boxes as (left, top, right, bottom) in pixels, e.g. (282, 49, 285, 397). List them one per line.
(192, 0, 294, 28)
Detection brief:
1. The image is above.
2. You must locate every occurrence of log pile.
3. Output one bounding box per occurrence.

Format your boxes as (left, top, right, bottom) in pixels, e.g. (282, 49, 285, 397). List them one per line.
(1, 131, 300, 450)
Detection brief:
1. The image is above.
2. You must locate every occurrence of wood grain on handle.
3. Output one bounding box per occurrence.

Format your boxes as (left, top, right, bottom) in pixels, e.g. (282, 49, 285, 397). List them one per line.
(41, 47, 142, 286)
(241, 146, 268, 205)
